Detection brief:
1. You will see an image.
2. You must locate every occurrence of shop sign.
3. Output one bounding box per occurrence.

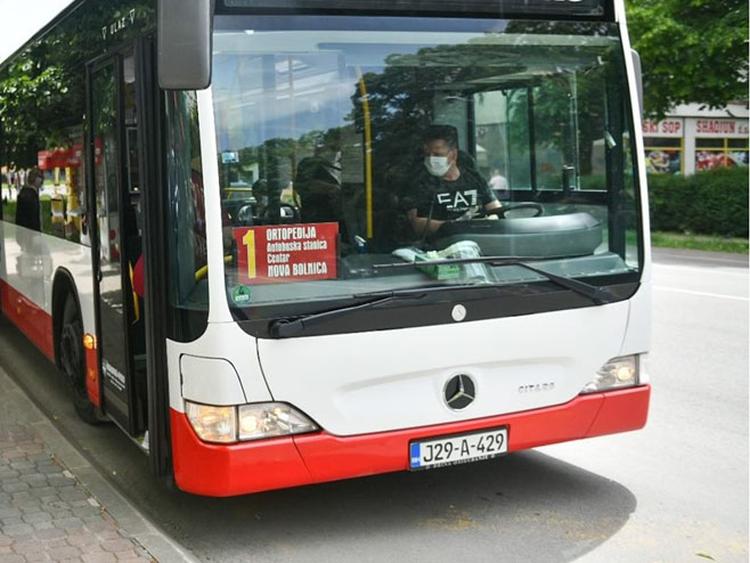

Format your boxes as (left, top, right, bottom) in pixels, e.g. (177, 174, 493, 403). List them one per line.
(37, 139, 102, 170)
(234, 222, 338, 285)
(37, 144, 83, 170)
(695, 119, 749, 136)
(642, 119, 683, 137)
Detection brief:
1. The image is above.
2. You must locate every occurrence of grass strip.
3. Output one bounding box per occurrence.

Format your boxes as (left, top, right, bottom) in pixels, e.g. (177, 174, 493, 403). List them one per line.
(651, 231, 749, 254)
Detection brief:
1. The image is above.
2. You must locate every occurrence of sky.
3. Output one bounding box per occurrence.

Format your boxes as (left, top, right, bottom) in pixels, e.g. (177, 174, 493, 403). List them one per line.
(0, 0, 76, 62)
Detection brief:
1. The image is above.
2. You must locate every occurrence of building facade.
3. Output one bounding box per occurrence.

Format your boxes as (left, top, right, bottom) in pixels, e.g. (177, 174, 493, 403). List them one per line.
(642, 103, 749, 175)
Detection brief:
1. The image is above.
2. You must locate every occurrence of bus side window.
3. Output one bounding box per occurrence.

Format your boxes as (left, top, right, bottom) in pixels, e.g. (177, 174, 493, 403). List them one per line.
(165, 91, 209, 336)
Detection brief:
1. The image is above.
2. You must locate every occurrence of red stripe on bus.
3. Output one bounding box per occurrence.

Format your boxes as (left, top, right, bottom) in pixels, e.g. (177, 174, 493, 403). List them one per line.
(170, 385, 650, 497)
(0, 278, 54, 361)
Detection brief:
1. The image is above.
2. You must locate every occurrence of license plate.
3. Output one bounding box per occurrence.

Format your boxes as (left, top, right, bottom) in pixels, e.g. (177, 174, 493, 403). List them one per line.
(409, 427, 508, 470)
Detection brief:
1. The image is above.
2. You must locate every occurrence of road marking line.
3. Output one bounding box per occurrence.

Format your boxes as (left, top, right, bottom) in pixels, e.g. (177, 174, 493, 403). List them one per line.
(653, 252, 749, 266)
(652, 264, 748, 278)
(654, 286, 749, 302)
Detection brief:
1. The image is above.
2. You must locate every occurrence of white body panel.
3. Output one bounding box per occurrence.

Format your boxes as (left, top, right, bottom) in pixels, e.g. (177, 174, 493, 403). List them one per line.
(616, 0, 653, 285)
(621, 282, 651, 357)
(180, 355, 247, 406)
(196, 88, 233, 325)
(0, 221, 97, 335)
(257, 301, 630, 436)
(165, 289, 650, 437)
(615, 0, 653, 366)
(167, 321, 272, 412)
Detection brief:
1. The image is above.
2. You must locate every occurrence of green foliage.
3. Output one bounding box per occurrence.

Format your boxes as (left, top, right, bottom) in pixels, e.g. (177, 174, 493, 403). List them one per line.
(0, 54, 72, 167)
(0, 198, 52, 233)
(648, 167, 749, 237)
(626, 0, 749, 116)
(0, 0, 155, 168)
(1, 200, 15, 222)
(650, 231, 748, 253)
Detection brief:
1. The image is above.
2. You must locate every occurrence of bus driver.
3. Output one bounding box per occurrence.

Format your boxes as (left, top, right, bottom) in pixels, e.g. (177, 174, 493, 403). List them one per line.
(405, 125, 502, 237)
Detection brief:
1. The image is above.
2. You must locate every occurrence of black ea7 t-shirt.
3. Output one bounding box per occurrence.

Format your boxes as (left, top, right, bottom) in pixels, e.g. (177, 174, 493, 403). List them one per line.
(404, 167, 498, 221)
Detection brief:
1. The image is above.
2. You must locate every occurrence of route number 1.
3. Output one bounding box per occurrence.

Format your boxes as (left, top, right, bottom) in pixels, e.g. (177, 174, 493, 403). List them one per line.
(242, 229, 256, 280)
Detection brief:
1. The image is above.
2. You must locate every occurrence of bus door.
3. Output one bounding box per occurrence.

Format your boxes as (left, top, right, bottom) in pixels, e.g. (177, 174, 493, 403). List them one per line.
(88, 46, 148, 438)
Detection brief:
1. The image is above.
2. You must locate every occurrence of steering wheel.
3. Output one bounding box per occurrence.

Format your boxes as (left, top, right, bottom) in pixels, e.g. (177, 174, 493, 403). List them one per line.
(486, 203, 544, 219)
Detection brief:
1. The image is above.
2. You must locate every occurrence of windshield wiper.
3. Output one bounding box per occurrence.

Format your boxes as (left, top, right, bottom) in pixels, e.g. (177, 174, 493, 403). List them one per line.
(269, 290, 429, 338)
(270, 258, 616, 338)
(374, 256, 617, 305)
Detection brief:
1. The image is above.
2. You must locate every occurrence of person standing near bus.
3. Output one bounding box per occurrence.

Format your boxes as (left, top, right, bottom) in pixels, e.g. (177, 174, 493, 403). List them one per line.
(15, 167, 43, 232)
(404, 125, 502, 237)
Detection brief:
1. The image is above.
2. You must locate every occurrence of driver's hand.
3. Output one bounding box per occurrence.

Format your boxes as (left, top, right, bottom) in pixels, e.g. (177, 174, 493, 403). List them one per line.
(455, 206, 480, 222)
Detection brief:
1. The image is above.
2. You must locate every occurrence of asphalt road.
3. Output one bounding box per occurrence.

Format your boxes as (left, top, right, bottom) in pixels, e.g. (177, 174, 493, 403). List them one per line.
(0, 248, 747, 562)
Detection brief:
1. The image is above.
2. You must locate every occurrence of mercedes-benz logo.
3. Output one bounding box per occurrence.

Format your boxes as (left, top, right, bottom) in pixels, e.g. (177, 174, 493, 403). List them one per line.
(451, 304, 467, 322)
(444, 374, 476, 410)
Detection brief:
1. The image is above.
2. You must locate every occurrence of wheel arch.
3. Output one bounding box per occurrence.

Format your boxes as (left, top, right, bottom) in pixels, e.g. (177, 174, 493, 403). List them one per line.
(52, 268, 82, 369)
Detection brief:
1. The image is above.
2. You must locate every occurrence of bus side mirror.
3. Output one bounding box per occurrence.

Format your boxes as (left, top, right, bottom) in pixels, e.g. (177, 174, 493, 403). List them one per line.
(158, 0, 213, 90)
(631, 49, 643, 116)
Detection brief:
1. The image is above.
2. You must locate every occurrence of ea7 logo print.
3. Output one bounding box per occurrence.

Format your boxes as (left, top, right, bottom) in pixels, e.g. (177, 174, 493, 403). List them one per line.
(436, 189, 478, 210)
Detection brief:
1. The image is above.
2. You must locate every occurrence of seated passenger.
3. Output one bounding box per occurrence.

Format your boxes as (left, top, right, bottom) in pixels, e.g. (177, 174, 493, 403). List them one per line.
(404, 125, 502, 238)
(295, 138, 342, 225)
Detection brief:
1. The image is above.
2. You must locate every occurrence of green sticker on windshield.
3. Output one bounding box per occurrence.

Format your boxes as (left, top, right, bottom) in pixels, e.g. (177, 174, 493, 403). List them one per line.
(231, 285, 252, 305)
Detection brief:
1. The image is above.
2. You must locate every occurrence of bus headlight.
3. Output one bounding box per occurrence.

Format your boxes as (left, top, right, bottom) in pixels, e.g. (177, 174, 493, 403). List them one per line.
(581, 355, 640, 394)
(238, 403, 318, 441)
(185, 402, 237, 443)
(185, 401, 318, 443)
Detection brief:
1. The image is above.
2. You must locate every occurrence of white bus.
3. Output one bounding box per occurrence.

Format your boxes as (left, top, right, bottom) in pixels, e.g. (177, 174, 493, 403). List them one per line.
(0, 0, 651, 496)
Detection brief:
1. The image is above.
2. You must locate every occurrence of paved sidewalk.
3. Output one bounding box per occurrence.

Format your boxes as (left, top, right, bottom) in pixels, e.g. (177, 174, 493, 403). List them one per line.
(0, 423, 151, 562)
(0, 367, 194, 563)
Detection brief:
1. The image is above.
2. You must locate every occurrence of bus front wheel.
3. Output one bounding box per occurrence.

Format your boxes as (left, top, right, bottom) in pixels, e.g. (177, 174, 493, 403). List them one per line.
(59, 296, 102, 425)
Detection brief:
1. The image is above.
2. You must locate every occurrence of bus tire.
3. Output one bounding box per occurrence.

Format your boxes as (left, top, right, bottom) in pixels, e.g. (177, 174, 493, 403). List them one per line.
(59, 295, 102, 425)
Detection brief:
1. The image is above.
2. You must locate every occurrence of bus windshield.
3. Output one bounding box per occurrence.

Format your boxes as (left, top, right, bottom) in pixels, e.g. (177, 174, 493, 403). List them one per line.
(211, 16, 642, 310)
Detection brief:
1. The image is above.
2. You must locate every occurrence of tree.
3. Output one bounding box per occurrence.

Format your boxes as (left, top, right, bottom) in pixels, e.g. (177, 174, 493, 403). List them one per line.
(0, 55, 71, 168)
(626, 0, 749, 117)
(0, 0, 154, 168)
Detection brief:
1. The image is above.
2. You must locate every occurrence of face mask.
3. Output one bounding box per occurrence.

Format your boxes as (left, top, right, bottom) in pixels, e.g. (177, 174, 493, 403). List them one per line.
(424, 156, 451, 177)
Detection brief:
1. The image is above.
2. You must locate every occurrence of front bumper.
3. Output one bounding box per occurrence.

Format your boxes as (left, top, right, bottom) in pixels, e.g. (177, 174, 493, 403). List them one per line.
(170, 385, 651, 497)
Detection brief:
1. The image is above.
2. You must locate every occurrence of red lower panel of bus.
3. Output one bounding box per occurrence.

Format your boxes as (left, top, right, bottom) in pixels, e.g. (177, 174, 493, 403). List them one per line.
(0, 279, 100, 405)
(170, 384, 651, 497)
(0, 278, 54, 361)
